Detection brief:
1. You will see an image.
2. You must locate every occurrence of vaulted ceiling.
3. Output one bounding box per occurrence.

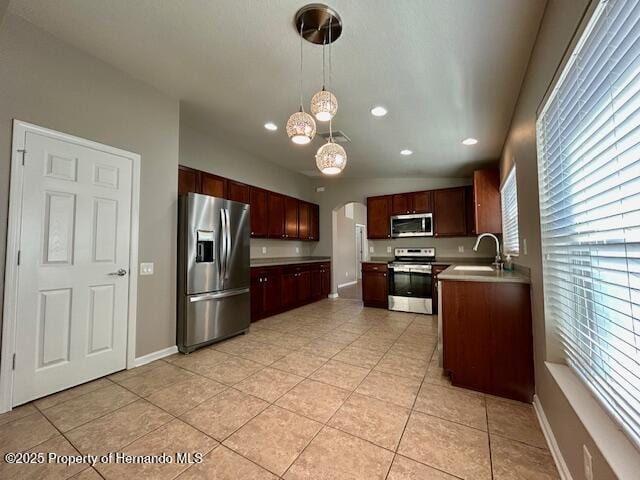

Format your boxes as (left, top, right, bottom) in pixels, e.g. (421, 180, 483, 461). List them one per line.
(9, 0, 546, 177)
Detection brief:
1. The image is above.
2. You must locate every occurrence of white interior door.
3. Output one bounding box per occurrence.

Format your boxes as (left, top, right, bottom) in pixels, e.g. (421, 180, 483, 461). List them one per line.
(13, 130, 133, 406)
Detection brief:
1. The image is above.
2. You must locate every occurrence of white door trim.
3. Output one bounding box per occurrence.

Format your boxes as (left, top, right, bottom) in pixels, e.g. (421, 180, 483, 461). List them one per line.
(0, 120, 141, 414)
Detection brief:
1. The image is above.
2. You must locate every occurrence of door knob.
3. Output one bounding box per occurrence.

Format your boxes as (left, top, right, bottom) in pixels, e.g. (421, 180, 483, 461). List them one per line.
(108, 268, 128, 276)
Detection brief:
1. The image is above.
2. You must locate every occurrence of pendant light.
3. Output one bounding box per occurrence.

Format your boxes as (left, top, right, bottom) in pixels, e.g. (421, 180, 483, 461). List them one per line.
(286, 18, 316, 145)
(310, 40, 338, 122)
(315, 17, 347, 175)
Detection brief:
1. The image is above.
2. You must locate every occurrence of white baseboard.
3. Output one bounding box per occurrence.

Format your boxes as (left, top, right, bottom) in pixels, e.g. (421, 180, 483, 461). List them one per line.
(338, 280, 357, 288)
(328, 293, 339, 299)
(533, 394, 573, 480)
(133, 345, 178, 368)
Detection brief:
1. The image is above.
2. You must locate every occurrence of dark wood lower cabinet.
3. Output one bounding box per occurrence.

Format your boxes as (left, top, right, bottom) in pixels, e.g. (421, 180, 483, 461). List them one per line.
(441, 280, 534, 402)
(361, 263, 388, 308)
(251, 262, 331, 321)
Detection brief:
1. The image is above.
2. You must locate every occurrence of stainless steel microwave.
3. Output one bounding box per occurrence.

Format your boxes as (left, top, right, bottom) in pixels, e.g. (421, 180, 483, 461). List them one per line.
(390, 213, 434, 237)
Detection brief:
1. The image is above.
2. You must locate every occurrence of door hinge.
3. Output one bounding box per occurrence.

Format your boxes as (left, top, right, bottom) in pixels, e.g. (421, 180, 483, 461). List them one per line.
(17, 149, 26, 165)
(17, 250, 20, 266)
(12, 354, 16, 370)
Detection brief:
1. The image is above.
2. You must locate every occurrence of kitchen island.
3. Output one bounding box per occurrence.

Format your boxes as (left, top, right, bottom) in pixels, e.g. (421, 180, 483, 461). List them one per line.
(438, 263, 534, 402)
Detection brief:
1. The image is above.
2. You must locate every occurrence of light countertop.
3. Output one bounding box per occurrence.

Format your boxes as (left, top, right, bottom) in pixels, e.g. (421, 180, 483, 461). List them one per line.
(438, 262, 530, 284)
(250, 256, 331, 267)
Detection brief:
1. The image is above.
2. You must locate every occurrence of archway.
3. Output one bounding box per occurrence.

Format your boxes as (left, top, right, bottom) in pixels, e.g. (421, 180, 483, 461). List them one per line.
(331, 201, 367, 300)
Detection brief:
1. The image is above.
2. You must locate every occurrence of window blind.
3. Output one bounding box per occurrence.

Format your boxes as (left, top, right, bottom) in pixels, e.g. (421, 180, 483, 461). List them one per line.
(501, 166, 520, 255)
(536, 0, 640, 448)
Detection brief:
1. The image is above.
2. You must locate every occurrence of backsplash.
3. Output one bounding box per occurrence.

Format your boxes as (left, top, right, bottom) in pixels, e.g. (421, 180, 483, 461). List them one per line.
(250, 239, 313, 258)
(365, 236, 499, 259)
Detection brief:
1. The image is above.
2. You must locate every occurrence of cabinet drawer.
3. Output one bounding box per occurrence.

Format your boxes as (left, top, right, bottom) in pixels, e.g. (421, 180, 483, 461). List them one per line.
(362, 262, 388, 272)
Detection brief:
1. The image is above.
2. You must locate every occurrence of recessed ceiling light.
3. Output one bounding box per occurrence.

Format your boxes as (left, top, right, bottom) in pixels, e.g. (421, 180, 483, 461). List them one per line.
(264, 122, 278, 131)
(400, 149, 413, 156)
(462, 137, 478, 145)
(371, 106, 388, 117)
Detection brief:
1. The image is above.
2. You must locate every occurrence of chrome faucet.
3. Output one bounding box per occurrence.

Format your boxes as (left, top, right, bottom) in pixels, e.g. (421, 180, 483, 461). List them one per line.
(473, 233, 503, 268)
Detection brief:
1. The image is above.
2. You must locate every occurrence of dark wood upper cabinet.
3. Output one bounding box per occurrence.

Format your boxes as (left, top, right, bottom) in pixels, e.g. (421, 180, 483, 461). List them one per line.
(227, 180, 250, 204)
(267, 192, 285, 239)
(392, 194, 411, 215)
(177, 165, 319, 242)
(473, 168, 502, 234)
(434, 187, 467, 237)
(298, 201, 311, 240)
(284, 197, 299, 239)
(465, 185, 476, 236)
(309, 203, 320, 241)
(249, 187, 268, 237)
(367, 195, 392, 239)
(178, 166, 201, 195)
(411, 191, 433, 213)
(200, 172, 227, 198)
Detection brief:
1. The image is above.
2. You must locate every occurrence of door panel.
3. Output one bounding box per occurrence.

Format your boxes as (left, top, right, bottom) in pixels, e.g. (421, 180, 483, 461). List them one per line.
(298, 202, 310, 240)
(249, 187, 268, 237)
(185, 290, 250, 347)
(392, 194, 411, 215)
(15, 131, 133, 405)
(411, 191, 433, 213)
(222, 200, 251, 291)
(201, 172, 227, 198)
(434, 188, 467, 237)
(178, 166, 200, 195)
(367, 196, 391, 239)
(268, 193, 285, 238)
(297, 270, 311, 304)
(227, 180, 250, 204)
(284, 197, 299, 239)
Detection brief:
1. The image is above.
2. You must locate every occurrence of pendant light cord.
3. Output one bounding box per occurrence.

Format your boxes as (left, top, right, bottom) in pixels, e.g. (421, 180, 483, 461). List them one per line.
(299, 18, 304, 110)
(328, 16, 333, 141)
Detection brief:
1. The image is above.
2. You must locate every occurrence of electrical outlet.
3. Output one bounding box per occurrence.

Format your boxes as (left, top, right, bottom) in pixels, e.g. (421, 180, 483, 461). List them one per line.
(261, 246, 267, 254)
(295, 247, 299, 254)
(345, 272, 349, 277)
(369, 246, 374, 253)
(523, 238, 528, 255)
(387, 246, 392, 254)
(583, 445, 593, 480)
(458, 246, 464, 253)
(140, 262, 154, 276)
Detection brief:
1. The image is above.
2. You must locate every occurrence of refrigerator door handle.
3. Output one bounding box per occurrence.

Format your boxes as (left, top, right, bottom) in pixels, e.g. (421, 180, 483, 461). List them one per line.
(224, 208, 232, 279)
(220, 208, 227, 282)
(189, 287, 250, 303)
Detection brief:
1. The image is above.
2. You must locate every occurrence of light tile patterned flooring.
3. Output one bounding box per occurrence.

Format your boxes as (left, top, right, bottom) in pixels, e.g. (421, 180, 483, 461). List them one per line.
(0, 298, 559, 479)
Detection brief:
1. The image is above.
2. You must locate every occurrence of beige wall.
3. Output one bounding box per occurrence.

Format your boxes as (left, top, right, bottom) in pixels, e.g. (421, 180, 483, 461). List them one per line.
(0, 14, 180, 358)
(499, 0, 623, 478)
(178, 119, 316, 258)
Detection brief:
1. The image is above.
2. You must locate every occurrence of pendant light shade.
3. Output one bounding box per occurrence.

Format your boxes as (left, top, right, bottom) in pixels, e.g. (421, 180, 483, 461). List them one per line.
(310, 88, 338, 121)
(286, 108, 316, 145)
(315, 139, 347, 175)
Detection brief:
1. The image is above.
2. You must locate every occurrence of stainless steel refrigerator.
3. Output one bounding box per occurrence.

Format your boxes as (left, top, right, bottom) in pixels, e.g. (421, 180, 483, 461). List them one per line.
(177, 193, 250, 353)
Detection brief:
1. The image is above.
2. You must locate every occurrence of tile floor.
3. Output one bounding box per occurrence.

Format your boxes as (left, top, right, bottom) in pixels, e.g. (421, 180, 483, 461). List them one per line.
(0, 298, 559, 479)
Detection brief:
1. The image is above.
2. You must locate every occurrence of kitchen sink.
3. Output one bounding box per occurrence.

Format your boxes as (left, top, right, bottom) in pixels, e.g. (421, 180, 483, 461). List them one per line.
(453, 265, 494, 272)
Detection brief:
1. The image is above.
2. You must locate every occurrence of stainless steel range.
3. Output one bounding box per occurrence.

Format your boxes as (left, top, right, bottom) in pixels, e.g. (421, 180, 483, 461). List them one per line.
(388, 247, 436, 315)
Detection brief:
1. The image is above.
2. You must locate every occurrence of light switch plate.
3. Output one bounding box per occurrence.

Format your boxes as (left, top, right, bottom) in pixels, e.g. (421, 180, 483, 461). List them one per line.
(262, 246, 267, 254)
(369, 246, 374, 253)
(140, 262, 154, 276)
